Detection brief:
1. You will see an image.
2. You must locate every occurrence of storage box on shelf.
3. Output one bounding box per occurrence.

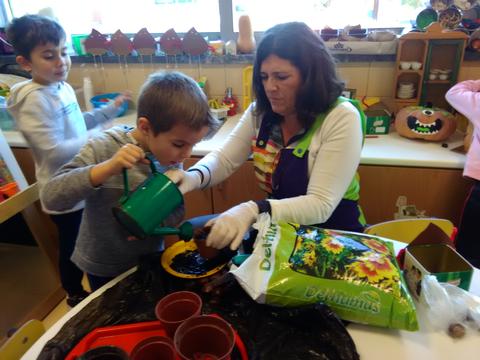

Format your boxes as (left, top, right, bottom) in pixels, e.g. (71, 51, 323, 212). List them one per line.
(365, 111, 391, 135)
(365, 102, 391, 135)
(393, 22, 468, 113)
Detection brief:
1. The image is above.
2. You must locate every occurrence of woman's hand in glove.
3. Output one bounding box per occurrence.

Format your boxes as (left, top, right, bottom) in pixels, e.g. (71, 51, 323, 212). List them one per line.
(164, 168, 202, 194)
(205, 201, 259, 250)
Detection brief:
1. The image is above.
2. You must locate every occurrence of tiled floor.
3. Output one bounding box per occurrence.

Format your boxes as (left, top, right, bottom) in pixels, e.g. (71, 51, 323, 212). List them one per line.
(0, 243, 58, 339)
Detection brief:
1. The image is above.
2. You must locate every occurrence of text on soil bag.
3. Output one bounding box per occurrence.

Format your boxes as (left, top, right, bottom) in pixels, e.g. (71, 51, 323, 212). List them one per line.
(259, 223, 278, 271)
(305, 287, 381, 314)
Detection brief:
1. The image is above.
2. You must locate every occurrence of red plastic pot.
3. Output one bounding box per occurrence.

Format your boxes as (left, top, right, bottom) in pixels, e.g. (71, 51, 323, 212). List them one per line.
(130, 336, 176, 360)
(174, 315, 235, 360)
(155, 291, 202, 337)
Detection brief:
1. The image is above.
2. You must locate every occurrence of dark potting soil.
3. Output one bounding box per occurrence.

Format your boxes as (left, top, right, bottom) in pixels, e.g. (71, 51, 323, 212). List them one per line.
(170, 250, 210, 275)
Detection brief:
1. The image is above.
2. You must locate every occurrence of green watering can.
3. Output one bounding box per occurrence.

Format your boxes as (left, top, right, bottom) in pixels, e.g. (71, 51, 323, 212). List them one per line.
(112, 154, 193, 240)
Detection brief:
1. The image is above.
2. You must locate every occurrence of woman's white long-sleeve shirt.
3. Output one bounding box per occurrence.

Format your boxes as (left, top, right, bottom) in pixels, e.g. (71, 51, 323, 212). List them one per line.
(193, 101, 362, 225)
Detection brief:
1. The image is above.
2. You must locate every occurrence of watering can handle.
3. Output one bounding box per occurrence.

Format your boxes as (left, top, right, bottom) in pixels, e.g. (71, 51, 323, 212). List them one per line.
(122, 168, 129, 199)
(121, 153, 159, 200)
(145, 153, 158, 174)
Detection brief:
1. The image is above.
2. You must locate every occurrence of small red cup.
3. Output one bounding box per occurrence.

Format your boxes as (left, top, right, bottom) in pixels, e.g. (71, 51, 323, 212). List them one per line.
(155, 291, 203, 338)
(130, 336, 176, 360)
(174, 315, 235, 360)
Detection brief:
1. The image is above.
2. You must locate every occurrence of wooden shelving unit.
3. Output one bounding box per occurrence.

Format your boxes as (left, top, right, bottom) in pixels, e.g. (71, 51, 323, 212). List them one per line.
(393, 22, 468, 113)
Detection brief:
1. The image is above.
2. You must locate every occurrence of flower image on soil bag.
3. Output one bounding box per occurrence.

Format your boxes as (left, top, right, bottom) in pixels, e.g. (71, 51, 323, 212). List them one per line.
(290, 227, 399, 292)
(231, 215, 418, 331)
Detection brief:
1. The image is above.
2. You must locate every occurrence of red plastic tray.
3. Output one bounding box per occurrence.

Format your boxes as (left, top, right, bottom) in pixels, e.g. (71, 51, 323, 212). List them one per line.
(66, 317, 248, 359)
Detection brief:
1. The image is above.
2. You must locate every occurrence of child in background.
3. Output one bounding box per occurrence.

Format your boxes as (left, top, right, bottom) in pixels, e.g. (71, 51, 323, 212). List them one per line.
(445, 80, 480, 268)
(42, 71, 219, 291)
(6, 15, 129, 306)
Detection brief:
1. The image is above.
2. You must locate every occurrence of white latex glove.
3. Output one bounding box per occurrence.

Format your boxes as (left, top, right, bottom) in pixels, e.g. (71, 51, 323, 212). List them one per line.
(164, 168, 202, 194)
(205, 201, 259, 250)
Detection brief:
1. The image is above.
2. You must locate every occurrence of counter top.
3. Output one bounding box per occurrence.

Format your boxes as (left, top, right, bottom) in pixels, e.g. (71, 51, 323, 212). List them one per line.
(360, 130, 466, 169)
(5, 111, 466, 170)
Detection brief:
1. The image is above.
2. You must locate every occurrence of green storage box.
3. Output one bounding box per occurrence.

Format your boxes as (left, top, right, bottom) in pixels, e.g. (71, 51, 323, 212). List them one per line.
(71, 34, 89, 56)
(404, 243, 473, 300)
(365, 109, 391, 135)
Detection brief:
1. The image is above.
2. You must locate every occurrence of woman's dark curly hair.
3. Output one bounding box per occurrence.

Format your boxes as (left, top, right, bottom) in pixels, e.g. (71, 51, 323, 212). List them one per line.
(253, 22, 344, 128)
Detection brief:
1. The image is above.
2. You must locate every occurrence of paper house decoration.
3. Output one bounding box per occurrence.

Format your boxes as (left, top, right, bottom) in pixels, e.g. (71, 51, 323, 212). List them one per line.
(133, 28, 156, 56)
(394, 196, 426, 219)
(83, 29, 109, 56)
(110, 30, 133, 56)
(159, 28, 183, 55)
(182, 27, 208, 56)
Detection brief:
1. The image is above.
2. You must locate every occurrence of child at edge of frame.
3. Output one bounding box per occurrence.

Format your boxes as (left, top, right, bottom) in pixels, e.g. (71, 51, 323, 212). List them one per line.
(6, 14, 130, 306)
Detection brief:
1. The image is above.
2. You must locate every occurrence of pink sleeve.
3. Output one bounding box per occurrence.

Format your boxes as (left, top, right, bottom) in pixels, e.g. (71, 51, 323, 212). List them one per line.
(445, 80, 480, 125)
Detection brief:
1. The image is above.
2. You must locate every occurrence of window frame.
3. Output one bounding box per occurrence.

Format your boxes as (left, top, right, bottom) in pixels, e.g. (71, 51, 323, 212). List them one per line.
(1, 0, 411, 40)
(0, 0, 429, 64)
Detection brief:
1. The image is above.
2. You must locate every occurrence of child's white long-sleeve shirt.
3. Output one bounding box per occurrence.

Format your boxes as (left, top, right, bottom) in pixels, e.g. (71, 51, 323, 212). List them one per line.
(8, 80, 120, 213)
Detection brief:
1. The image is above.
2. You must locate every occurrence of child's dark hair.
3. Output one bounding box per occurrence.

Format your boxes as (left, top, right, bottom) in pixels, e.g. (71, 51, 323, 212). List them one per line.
(137, 71, 219, 136)
(6, 15, 66, 59)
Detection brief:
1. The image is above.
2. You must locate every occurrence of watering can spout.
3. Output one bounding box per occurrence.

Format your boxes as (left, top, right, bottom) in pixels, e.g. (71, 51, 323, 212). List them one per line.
(152, 221, 194, 241)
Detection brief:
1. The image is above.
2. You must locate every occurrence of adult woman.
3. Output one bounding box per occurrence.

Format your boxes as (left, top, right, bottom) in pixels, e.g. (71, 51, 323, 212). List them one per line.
(167, 22, 365, 250)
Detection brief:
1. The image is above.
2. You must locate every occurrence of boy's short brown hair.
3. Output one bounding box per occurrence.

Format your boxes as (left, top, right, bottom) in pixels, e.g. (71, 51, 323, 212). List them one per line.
(137, 71, 219, 136)
(6, 14, 66, 60)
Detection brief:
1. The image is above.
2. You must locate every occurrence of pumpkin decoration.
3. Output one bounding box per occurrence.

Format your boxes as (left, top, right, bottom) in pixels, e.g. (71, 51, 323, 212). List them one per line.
(395, 106, 456, 141)
(237, 15, 256, 53)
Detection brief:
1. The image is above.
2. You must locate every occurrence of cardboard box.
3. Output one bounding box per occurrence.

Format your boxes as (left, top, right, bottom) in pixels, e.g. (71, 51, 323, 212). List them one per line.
(404, 243, 473, 300)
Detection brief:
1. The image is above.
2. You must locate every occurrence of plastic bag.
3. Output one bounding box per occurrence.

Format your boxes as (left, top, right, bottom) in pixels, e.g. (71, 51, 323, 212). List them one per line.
(232, 215, 418, 330)
(420, 275, 480, 337)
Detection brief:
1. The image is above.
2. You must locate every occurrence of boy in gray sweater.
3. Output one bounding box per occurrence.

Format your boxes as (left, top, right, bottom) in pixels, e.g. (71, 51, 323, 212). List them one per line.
(42, 71, 218, 291)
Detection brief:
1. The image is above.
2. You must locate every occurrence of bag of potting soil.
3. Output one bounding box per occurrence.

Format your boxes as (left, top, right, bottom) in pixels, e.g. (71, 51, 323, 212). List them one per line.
(231, 215, 418, 331)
